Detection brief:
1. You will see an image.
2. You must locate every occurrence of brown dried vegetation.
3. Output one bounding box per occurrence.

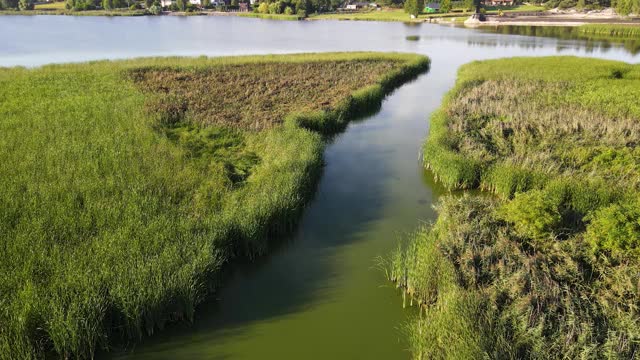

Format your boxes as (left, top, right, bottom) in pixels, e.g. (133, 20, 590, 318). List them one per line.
(129, 60, 401, 131)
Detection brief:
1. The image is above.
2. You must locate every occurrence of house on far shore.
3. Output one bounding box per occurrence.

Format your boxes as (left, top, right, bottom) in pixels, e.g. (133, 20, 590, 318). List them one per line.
(485, 0, 515, 5)
(424, 2, 439, 12)
(345, 2, 369, 9)
(160, 0, 226, 7)
(239, 2, 250, 11)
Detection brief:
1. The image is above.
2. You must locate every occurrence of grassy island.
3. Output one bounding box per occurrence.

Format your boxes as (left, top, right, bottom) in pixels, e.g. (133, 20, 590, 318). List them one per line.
(391, 57, 639, 359)
(0, 52, 429, 359)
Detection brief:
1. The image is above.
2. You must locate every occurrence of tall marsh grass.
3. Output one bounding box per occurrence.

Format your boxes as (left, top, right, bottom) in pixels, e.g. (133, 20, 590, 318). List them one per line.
(578, 24, 640, 38)
(0, 52, 429, 359)
(397, 57, 640, 359)
(391, 196, 640, 359)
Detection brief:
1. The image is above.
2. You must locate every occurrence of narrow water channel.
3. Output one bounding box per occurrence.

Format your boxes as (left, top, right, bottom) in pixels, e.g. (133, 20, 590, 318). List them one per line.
(1, 16, 637, 359)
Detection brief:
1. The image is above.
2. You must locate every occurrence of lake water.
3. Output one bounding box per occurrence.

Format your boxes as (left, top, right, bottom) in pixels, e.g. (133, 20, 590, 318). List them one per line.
(1, 15, 638, 360)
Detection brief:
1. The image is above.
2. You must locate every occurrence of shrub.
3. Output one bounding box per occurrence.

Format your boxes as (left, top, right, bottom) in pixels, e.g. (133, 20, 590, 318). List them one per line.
(440, 0, 451, 12)
(499, 189, 562, 243)
(558, 0, 576, 8)
(404, 0, 423, 16)
(149, 3, 161, 12)
(18, 0, 33, 10)
(267, 1, 280, 13)
(586, 200, 640, 256)
(1, 0, 19, 8)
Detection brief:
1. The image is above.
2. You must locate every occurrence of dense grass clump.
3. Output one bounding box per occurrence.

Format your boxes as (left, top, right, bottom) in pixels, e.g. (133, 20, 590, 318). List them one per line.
(393, 57, 640, 359)
(0, 52, 429, 359)
(391, 196, 639, 359)
(578, 24, 640, 38)
(424, 57, 640, 196)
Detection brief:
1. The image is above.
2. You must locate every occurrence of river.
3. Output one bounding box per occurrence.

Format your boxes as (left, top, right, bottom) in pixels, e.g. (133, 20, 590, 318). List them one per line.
(1, 15, 637, 359)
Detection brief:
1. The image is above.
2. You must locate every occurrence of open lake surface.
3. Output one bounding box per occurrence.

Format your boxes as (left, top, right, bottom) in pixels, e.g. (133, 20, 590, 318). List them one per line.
(1, 16, 638, 359)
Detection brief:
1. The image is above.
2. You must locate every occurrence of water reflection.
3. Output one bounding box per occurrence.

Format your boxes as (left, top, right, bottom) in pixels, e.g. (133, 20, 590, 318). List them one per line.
(478, 25, 640, 55)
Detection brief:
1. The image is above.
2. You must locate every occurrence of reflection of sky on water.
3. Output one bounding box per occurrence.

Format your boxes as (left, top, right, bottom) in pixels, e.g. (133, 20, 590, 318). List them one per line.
(0, 17, 638, 67)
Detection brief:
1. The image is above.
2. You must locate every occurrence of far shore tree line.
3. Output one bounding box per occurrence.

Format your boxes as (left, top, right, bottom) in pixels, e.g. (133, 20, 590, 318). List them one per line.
(0, 0, 637, 23)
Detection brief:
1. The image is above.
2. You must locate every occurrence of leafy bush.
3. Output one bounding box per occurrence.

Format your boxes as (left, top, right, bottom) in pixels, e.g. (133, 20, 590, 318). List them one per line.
(499, 190, 562, 243)
(404, 0, 423, 16)
(586, 200, 640, 256)
(440, 0, 451, 12)
(149, 3, 161, 12)
(1, 0, 19, 8)
(268, 1, 280, 13)
(17, 0, 33, 10)
(558, 0, 576, 8)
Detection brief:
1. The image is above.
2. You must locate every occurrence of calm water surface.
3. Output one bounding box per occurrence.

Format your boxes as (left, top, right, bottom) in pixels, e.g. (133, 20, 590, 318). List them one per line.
(1, 16, 638, 359)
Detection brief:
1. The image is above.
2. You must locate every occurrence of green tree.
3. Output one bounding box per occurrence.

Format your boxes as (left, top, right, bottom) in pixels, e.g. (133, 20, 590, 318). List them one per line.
(440, 0, 451, 12)
(267, 0, 279, 12)
(403, 0, 422, 16)
(577, 0, 585, 9)
(176, 0, 185, 10)
(257, 1, 268, 11)
(283, 4, 292, 12)
(18, 0, 33, 9)
(102, 0, 112, 9)
(149, 2, 161, 11)
(463, 0, 473, 10)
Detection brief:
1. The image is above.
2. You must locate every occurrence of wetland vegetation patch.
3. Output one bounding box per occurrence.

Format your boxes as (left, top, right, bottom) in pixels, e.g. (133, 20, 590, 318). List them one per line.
(0, 52, 429, 359)
(391, 57, 640, 359)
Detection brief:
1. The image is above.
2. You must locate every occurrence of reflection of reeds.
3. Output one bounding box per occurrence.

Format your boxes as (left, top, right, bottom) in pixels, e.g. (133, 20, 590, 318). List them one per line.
(0, 52, 430, 359)
(480, 25, 640, 55)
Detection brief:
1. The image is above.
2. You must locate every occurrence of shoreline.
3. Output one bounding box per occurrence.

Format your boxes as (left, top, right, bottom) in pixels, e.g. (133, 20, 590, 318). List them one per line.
(2, 6, 640, 28)
(465, 14, 640, 27)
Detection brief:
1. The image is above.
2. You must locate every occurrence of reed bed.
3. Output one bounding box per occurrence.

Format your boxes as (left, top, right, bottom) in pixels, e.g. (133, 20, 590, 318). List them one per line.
(0, 52, 430, 359)
(480, 25, 640, 55)
(393, 57, 640, 359)
(578, 24, 640, 38)
(391, 195, 640, 359)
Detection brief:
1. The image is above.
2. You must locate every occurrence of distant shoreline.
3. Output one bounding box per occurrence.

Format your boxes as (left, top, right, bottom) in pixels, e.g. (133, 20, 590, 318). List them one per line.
(464, 13, 640, 27)
(2, 6, 640, 28)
